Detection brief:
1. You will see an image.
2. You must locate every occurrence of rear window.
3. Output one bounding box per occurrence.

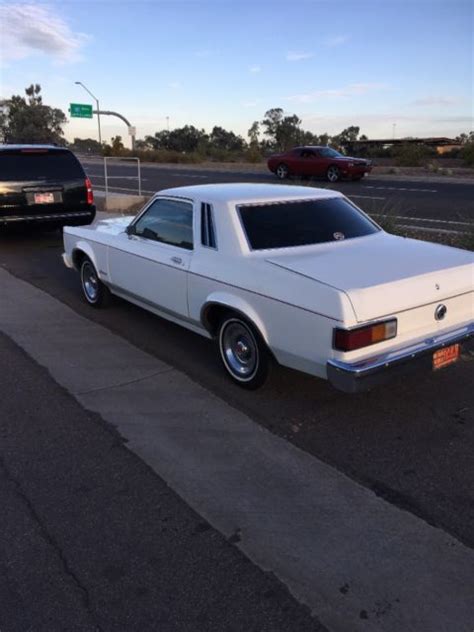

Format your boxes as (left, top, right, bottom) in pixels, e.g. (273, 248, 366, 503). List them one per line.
(238, 197, 379, 250)
(0, 150, 84, 181)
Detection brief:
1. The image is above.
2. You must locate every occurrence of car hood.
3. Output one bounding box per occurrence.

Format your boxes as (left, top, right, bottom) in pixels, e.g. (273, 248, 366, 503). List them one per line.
(265, 232, 473, 322)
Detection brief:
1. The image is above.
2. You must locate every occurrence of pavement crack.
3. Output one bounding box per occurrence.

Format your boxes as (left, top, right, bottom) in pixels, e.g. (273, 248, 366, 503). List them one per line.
(0, 453, 104, 631)
(76, 367, 175, 396)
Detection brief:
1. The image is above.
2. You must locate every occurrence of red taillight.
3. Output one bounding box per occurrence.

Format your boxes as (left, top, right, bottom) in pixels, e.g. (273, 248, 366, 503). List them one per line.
(334, 319, 397, 352)
(85, 177, 94, 205)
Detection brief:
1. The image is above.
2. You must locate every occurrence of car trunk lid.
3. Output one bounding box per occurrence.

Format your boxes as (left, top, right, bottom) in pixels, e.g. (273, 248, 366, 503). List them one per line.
(265, 232, 473, 322)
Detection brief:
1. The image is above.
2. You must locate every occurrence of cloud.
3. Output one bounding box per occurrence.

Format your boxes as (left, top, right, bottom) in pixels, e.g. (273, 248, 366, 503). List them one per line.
(242, 99, 261, 108)
(286, 51, 314, 61)
(286, 82, 389, 103)
(410, 96, 464, 107)
(324, 35, 349, 47)
(249, 65, 261, 73)
(0, 4, 88, 64)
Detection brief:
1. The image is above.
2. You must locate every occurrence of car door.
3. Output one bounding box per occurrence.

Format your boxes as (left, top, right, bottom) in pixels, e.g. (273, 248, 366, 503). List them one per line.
(108, 196, 194, 318)
(299, 149, 318, 176)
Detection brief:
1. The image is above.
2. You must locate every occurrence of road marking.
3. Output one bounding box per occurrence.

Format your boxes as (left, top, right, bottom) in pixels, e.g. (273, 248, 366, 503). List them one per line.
(169, 173, 208, 179)
(348, 194, 386, 200)
(1, 267, 474, 632)
(363, 186, 438, 193)
(371, 214, 473, 227)
(94, 185, 156, 195)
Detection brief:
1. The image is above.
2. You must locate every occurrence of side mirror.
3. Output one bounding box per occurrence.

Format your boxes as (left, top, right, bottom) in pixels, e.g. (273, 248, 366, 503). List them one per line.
(125, 224, 135, 236)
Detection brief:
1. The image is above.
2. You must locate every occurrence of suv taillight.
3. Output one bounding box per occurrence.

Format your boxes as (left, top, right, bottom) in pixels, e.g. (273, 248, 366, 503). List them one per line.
(85, 177, 94, 205)
(334, 319, 397, 352)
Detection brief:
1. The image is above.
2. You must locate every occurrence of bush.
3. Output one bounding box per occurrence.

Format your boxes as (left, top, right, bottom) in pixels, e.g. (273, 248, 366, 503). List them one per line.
(461, 143, 474, 167)
(391, 143, 435, 167)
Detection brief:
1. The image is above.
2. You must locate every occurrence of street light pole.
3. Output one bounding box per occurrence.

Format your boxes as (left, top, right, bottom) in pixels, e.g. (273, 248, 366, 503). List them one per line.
(75, 81, 102, 147)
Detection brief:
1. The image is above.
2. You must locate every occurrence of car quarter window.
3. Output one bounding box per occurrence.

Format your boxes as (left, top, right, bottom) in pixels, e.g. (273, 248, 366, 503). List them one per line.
(200, 202, 217, 249)
(134, 198, 193, 250)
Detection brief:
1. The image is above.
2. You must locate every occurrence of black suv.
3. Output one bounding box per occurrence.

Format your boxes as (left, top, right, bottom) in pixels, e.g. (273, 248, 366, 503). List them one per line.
(0, 145, 96, 228)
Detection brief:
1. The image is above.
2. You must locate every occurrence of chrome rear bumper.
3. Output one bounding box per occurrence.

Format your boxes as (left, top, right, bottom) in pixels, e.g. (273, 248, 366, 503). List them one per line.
(327, 322, 474, 393)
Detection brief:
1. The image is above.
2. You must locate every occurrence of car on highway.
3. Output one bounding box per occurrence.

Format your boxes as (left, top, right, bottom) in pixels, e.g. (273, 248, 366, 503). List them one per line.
(0, 144, 96, 229)
(62, 183, 473, 391)
(267, 146, 372, 182)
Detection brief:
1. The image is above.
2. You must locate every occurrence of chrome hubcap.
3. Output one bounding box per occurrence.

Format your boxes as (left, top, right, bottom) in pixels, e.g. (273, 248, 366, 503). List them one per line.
(327, 167, 339, 182)
(221, 321, 258, 379)
(82, 262, 99, 301)
(277, 165, 287, 179)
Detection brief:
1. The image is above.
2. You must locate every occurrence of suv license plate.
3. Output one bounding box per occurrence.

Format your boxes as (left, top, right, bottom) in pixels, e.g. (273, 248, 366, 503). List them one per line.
(433, 344, 460, 370)
(34, 192, 55, 204)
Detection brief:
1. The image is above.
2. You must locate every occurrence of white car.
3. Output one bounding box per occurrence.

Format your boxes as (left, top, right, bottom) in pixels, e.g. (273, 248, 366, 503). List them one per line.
(63, 183, 473, 391)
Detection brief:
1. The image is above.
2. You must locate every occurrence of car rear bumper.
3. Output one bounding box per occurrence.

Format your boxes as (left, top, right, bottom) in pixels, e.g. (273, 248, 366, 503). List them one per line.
(0, 207, 96, 226)
(327, 322, 474, 393)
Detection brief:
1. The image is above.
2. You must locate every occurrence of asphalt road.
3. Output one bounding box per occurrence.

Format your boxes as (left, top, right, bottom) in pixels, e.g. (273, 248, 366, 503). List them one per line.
(82, 159, 474, 231)
(0, 331, 326, 632)
(1, 228, 473, 557)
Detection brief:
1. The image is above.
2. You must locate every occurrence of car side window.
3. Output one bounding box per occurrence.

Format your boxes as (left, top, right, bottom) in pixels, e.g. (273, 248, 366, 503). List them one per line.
(300, 150, 314, 159)
(134, 198, 193, 250)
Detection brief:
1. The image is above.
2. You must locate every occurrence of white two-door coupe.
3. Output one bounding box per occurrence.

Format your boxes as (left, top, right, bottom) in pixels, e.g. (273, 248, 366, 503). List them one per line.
(63, 183, 473, 392)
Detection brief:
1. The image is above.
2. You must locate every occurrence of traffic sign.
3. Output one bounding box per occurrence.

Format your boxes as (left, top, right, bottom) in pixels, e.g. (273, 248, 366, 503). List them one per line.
(69, 103, 93, 118)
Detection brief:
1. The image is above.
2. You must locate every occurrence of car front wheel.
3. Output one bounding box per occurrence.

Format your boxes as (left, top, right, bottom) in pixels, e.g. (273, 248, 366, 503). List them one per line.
(80, 257, 110, 307)
(275, 163, 289, 180)
(218, 316, 270, 389)
(326, 165, 340, 182)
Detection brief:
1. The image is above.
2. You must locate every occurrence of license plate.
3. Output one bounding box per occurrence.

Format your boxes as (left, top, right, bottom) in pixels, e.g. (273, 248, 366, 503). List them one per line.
(433, 344, 460, 370)
(34, 192, 55, 204)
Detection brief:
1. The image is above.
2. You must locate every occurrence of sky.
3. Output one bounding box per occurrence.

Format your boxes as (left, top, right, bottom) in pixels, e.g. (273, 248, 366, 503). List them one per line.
(0, 0, 473, 146)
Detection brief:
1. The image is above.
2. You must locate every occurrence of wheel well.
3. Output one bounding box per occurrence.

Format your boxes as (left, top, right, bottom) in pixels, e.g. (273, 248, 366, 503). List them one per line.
(201, 303, 233, 337)
(72, 249, 87, 270)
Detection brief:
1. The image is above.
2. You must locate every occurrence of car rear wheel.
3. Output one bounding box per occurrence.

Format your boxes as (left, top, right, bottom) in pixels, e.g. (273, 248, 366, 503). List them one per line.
(218, 316, 270, 389)
(326, 165, 340, 182)
(275, 163, 289, 180)
(80, 257, 110, 307)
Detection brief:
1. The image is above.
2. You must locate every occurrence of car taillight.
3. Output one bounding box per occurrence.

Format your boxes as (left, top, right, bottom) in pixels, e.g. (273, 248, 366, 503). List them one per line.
(334, 319, 397, 352)
(85, 177, 94, 205)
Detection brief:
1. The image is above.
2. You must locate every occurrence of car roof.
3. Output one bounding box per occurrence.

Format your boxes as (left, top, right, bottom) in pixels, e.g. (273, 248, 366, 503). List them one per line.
(158, 183, 343, 205)
(0, 144, 70, 152)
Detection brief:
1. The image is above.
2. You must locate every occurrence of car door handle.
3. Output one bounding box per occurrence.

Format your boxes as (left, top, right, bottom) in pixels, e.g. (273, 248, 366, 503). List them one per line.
(171, 256, 182, 265)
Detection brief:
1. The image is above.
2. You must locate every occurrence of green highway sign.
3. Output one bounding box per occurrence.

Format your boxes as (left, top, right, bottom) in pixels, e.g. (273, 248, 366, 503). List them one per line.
(69, 103, 93, 118)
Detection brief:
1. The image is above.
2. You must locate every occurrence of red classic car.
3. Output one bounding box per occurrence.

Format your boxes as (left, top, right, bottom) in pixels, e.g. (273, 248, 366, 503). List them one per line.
(267, 146, 372, 182)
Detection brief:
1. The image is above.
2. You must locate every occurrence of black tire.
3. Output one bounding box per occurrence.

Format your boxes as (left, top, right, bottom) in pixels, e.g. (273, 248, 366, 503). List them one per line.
(217, 315, 270, 389)
(80, 256, 111, 308)
(326, 165, 340, 182)
(275, 163, 289, 180)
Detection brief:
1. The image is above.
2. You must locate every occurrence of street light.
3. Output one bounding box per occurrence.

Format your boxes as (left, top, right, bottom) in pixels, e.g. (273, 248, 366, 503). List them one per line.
(75, 81, 102, 147)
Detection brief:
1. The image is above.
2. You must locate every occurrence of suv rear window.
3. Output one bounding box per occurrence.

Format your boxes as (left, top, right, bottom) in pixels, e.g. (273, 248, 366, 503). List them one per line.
(0, 150, 84, 181)
(239, 197, 379, 250)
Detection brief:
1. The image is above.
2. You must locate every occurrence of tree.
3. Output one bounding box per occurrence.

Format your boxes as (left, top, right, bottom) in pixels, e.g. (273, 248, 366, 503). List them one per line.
(261, 108, 304, 151)
(0, 84, 67, 144)
(111, 135, 124, 153)
(209, 126, 245, 152)
(70, 137, 102, 153)
(248, 121, 260, 147)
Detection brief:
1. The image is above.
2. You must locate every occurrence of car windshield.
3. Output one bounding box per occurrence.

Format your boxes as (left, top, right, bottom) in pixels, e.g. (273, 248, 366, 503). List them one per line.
(0, 151, 83, 181)
(238, 197, 379, 250)
(318, 147, 343, 158)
